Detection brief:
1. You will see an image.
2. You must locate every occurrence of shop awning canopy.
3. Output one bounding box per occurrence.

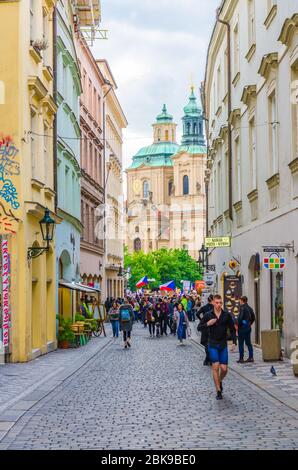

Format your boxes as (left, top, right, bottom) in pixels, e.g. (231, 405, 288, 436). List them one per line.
(59, 280, 100, 293)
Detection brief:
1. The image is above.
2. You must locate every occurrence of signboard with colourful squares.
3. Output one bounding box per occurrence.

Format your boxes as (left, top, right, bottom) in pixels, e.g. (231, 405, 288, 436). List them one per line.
(263, 253, 285, 270)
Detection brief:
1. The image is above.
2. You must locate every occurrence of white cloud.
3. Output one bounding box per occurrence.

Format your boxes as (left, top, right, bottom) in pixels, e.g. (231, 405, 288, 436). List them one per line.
(92, 0, 219, 180)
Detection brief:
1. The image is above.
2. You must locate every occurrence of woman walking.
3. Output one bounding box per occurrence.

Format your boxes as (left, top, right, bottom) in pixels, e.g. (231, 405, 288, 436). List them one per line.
(119, 299, 134, 348)
(146, 306, 156, 338)
(108, 301, 119, 338)
(174, 303, 189, 345)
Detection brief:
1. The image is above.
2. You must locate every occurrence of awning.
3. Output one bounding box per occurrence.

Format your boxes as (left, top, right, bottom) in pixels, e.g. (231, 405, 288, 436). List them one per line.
(59, 280, 99, 293)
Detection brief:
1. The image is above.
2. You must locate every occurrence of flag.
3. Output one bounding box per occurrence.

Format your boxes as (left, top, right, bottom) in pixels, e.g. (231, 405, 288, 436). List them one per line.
(136, 276, 148, 288)
(160, 280, 175, 291)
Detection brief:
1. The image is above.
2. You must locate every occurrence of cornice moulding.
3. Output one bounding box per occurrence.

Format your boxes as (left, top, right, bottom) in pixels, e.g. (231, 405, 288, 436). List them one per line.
(278, 14, 298, 47)
(258, 52, 278, 79)
(266, 173, 280, 190)
(241, 85, 257, 106)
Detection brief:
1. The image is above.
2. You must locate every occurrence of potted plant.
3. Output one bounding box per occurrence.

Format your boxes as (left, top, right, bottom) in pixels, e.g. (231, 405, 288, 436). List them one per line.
(57, 316, 75, 349)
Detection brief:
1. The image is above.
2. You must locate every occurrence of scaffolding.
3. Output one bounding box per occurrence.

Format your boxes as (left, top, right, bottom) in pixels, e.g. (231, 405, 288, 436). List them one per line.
(74, 0, 108, 46)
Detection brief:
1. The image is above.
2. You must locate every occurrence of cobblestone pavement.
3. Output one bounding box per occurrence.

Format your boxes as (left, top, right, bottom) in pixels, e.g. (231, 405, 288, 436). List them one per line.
(191, 321, 298, 411)
(1, 323, 298, 450)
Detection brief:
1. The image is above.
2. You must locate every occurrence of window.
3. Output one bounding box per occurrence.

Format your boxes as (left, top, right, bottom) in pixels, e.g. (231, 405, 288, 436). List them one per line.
(165, 130, 169, 141)
(248, 0, 255, 46)
(224, 49, 228, 96)
(30, 0, 35, 42)
(249, 117, 257, 189)
(183, 245, 188, 251)
(233, 23, 240, 76)
(168, 180, 173, 196)
(42, 8, 49, 65)
(187, 122, 191, 135)
(143, 180, 149, 198)
(157, 128, 161, 141)
(172, 129, 175, 141)
(43, 123, 48, 185)
(193, 123, 197, 134)
(268, 90, 278, 175)
(291, 62, 298, 159)
(183, 175, 189, 195)
(183, 221, 188, 232)
(217, 161, 222, 215)
(134, 238, 141, 252)
(30, 109, 37, 178)
(217, 64, 221, 105)
(135, 226, 139, 233)
(234, 137, 241, 201)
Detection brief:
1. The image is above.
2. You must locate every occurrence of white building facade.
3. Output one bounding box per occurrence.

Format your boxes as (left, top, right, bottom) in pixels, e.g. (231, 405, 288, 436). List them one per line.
(204, 0, 298, 356)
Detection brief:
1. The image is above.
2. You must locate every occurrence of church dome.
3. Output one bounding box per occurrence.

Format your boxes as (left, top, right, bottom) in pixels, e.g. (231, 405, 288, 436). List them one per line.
(128, 142, 179, 169)
(156, 104, 174, 123)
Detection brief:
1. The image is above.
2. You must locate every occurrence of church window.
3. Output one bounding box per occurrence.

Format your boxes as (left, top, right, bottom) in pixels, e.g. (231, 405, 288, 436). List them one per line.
(143, 180, 150, 198)
(135, 226, 139, 233)
(183, 175, 189, 195)
(193, 123, 197, 134)
(187, 122, 191, 134)
(172, 129, 175, 141)
(157, 128, 161, 141)
(168, 180, 173, 196)
(134, 238, 142, 252)
(199, 122, 202, 135)
(165, 130, 169, 141)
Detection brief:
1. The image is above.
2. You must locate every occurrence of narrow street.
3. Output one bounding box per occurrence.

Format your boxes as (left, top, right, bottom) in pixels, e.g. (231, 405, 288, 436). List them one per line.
(1, 324, 297, 450)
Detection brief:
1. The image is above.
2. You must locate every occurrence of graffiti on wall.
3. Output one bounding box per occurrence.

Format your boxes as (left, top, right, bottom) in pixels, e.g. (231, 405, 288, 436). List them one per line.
(0, 136, 20, 233)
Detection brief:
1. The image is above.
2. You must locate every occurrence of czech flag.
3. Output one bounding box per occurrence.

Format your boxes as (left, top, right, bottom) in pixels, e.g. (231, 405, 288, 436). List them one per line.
(160, 280, 175, 291)
(136, 276, 148, 289)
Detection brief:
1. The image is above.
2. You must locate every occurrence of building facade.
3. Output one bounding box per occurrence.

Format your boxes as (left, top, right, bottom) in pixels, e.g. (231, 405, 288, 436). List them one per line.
(0, 0, 58, 362)
(126, 91, 206, 260)
(56, 0, 82, 320)
(97, 60, 128, 301)
(76, 37, 105, 294)
(203, 0, 298, 356)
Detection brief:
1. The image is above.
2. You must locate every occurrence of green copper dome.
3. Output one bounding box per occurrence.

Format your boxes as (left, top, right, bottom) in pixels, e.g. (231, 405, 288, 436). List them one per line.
(156, 104, 173, 123)
(128, 142, 179, 169)
(183, 87, 201, 117)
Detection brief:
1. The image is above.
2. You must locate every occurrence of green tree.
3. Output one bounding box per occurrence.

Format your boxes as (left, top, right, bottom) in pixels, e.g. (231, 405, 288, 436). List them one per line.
(124, 247, 201, 292)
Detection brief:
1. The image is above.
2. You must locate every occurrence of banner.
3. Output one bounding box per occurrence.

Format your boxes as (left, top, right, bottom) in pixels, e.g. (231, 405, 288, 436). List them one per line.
(1, 238, 10, 352)
(223, 275, 242, 318)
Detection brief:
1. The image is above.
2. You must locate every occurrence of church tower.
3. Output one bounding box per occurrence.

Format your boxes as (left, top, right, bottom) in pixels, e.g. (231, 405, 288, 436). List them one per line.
(181, 87, 204, 146)
(153, 104, 177, 144)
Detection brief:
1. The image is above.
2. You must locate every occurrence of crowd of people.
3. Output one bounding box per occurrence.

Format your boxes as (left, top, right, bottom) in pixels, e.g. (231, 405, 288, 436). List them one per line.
(104, 291, 256, 400)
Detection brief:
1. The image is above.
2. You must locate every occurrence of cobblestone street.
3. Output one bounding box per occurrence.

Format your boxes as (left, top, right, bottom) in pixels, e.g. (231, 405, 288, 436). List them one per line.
(1, 324, 298, 450)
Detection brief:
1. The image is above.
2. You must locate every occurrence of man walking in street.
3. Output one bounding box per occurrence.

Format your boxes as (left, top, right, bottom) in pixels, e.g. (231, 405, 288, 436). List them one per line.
(198, 294, 237, 400)
(237, 296, 255, 363)
(196, 295, 214, 365)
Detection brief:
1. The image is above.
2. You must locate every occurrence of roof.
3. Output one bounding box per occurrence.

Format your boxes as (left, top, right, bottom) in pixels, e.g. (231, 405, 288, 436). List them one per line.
(156, 104, 174, 123)
(183, 87, 201, 117)
(172, 144, 207, 156)
(127, 142, 179, 169)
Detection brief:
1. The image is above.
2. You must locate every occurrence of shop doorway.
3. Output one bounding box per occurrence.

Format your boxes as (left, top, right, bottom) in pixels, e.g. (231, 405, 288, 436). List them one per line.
(254, 279, 260, 345)
(270, 270, 285, 351)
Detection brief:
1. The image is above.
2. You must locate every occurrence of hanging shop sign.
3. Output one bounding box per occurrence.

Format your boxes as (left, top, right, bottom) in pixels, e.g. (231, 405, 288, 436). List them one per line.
(1, 238, 10, 352)
(223, 275, 242, 318)
(205, 236, 231, 248)
(195, 280, 205, 291)
(263, 254, 285, 270)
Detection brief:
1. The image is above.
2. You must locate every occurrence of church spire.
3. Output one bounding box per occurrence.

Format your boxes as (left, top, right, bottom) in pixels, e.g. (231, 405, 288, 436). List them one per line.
(181, 87, 204, 146)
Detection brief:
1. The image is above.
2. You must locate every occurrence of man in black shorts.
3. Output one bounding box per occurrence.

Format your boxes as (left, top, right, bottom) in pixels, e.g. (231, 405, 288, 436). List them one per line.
(198, 294, 237, 400)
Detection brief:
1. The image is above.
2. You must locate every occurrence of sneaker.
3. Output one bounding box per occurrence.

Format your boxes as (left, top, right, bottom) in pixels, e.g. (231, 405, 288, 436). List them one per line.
(216, 391, 223, 400)
(245, 358, 254, 363)
(127, 341, 131, 348)
(237, 359, 244, 363)
(203, 359, 209, 366)
(220, 382, 223, 392)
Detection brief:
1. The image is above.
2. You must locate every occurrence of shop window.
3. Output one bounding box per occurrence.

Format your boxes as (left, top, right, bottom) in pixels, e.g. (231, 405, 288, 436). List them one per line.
(271, 270, 284, 348)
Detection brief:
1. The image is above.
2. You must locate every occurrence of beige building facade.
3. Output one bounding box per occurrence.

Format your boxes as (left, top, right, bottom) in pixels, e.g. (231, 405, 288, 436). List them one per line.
(126, 91, 207, 260)
(97, 60, 128, 300)
(203, 0, 298, 356)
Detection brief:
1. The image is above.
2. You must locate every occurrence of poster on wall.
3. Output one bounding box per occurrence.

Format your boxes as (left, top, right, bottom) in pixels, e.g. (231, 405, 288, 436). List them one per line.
(224, 275, 242, 319)
(0, 236, 10, 357)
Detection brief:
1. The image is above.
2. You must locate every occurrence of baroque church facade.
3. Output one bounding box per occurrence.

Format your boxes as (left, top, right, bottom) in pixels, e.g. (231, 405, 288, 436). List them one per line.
(126, 88, 207, 260)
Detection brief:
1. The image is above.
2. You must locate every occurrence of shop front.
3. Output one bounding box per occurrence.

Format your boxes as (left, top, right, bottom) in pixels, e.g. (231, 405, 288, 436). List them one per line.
(0, 236, 11, 364)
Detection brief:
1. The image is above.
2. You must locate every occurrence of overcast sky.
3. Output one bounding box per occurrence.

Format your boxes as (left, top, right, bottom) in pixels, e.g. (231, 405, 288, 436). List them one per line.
(92, 0, 220, 172)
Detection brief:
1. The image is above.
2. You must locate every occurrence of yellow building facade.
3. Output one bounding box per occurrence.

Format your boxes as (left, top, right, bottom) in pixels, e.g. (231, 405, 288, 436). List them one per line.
(0, 0, 59, 363)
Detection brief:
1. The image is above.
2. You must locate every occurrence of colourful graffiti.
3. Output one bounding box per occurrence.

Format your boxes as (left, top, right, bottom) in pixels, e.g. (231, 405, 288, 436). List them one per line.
(0, 135, 20, 213)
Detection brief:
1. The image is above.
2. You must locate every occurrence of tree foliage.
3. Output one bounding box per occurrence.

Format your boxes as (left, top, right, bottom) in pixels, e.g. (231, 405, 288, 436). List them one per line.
(124, 247, 202, 291)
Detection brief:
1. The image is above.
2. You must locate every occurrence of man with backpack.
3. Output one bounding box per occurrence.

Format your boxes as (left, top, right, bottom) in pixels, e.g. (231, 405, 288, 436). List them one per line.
(237, 296, 255, 363)
(119, 298, 134, 349)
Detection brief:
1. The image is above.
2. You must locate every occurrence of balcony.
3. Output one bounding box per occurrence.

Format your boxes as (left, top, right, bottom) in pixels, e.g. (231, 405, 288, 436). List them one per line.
(76, 0, 101, 28)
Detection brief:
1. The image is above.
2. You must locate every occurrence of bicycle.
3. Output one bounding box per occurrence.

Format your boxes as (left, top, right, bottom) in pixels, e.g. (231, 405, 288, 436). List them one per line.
(92, 319, 106, 337)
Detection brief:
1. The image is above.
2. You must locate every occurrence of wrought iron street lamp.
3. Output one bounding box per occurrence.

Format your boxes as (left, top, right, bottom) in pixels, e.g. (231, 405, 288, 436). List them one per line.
(27, 208, 56, 260)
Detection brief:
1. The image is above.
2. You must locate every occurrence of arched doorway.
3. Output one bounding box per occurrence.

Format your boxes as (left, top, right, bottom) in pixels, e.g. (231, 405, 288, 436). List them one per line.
(31, 242, 42, 350)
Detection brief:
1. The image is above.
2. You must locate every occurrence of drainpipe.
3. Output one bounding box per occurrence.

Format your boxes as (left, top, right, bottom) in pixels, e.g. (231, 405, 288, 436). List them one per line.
(217, 11, 233, 221)
(53, 6, 58, 212)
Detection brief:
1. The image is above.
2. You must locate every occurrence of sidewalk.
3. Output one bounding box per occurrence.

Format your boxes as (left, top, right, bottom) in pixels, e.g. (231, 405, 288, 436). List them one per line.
(190, 322, 298, 413)
(0, 330, 112, 442)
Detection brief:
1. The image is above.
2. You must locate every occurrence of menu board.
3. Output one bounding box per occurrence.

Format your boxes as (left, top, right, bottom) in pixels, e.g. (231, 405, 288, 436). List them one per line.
(224, 275, 242, 318)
